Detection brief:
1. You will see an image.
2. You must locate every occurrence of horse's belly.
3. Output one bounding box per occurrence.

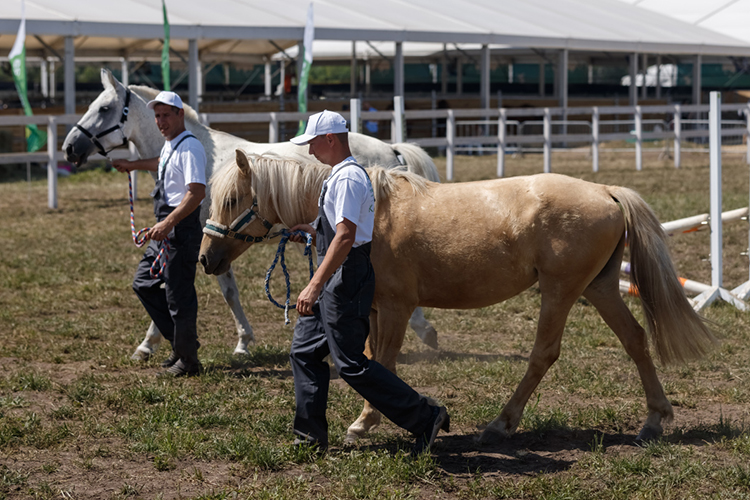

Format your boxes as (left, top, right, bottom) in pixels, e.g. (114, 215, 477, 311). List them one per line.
(416, 271, 538, 309)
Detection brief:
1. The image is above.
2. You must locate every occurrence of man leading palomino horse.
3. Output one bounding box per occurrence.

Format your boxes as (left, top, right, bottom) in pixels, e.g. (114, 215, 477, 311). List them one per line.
(62, 68, 441, 361)
(199, 143, 717, 446)
(283, 110, 449, 454)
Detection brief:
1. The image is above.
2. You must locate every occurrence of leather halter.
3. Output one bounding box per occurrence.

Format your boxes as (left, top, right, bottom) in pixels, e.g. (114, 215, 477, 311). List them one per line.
(203, 198, 275, 244)
(75, 88, 131, 157)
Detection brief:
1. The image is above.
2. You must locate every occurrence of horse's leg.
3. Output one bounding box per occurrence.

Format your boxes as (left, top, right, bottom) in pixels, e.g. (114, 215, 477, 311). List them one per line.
(409, 307, 438, 349)
(130, 321, 163, 361)
(583, 278, 673, 441)
(215, 267, 255, 355)
(345, 304, 413, 443)
(479, 285, 578, 443)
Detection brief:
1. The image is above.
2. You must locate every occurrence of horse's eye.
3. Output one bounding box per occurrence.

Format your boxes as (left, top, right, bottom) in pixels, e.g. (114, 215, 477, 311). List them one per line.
(225, 198, 237, 209)
(99, 106, 110, 113)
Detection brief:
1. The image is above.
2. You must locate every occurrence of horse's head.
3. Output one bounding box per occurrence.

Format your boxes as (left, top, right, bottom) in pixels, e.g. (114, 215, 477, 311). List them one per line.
(199, 149, 277, 275)
(63, 68, 134, 166)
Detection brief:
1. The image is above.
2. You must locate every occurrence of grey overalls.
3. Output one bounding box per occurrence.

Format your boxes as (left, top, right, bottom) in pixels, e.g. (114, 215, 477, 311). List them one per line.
(132, 134, 202, 363)
(290, 162, 434, 447)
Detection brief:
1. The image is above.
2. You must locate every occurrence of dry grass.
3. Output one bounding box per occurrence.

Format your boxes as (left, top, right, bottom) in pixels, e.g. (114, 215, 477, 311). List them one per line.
(1, 150, 750, 499)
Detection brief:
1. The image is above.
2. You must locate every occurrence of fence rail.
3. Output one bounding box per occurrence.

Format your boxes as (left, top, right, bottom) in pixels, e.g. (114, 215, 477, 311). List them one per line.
(2, 100, 749, 207)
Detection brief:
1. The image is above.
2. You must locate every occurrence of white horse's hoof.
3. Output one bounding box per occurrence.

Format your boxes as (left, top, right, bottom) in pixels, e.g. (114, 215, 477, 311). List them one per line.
(131, 347, 152, 362)
(233, 346, 250, 356)
(421, 328, 438, 350)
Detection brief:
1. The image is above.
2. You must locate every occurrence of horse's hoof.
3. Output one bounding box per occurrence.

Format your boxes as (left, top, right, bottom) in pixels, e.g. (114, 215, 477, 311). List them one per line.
(233, 347, 250, 356)
(344, 432, 361, 445)
(475, 427, 507, 445)
(636, 425, 663, 442)
(421, 329, 438, 350)
(131, 348, 151, 362)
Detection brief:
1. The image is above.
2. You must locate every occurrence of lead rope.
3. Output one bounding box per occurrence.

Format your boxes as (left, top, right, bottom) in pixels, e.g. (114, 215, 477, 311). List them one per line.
(265, 229, 315, 324)
(128, 172, 170, 279)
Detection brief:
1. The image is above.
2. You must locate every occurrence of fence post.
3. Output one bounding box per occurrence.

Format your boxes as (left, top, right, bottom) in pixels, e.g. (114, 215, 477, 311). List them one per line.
(543, 108, 551, 173)
(392, 95, 405, 143)
(129, 142, 138, 199)
(635, 106, 642, 171)
(350, 98, 361, 134)
(745, 103, 750, 165)
(674, 104, 682, 168)
(709, 91, 723, 287)
(269, 112, 278, 143)
(446, 109, 455, 181)
(497, 108, 506, 177)
(47, 116, 58, 209)
(592, 106, 599, 173)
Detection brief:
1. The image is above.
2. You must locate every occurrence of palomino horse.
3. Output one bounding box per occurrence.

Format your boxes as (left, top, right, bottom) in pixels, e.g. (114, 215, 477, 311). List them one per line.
(199, 151, 717, 444)
(62, 68, 440, 360)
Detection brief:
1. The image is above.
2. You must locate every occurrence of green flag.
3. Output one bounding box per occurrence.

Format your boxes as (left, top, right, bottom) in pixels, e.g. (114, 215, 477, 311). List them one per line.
(297, 3, 314, 135)
(9, 0, 46, 153)
(161, 0, 170, 90)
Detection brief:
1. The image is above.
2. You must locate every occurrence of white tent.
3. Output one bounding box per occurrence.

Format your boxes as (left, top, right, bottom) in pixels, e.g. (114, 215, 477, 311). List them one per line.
(1, 0, 749, 110)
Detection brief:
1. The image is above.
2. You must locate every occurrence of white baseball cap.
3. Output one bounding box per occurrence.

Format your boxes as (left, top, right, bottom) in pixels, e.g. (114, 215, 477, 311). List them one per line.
(290, 110, 349, 145)
(147, 91, 184, 110)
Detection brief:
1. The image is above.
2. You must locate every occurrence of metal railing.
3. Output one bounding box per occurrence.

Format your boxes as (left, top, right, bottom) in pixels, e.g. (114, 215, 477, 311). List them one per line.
(3, 100, 750, 208)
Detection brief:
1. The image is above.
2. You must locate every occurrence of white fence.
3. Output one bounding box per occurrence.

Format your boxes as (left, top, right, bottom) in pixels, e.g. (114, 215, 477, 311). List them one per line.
(2, 100, 750, 208)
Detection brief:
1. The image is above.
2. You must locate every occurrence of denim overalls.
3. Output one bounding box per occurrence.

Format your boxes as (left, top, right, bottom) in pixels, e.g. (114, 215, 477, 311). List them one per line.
(289, 162, 433, 446)
(132, 134, 202, 363)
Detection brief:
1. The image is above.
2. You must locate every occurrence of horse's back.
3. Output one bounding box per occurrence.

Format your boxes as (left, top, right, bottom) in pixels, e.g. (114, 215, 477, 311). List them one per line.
(373, 173, 626, 308)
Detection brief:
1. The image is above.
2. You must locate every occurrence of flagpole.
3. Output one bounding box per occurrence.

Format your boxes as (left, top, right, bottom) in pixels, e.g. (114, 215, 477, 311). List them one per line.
(297, 3, 314, 136)
(161, 0, 171, 91)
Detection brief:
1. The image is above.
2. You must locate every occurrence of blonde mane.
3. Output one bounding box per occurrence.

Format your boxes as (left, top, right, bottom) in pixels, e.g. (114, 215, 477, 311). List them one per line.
(209, 154, 432, 228)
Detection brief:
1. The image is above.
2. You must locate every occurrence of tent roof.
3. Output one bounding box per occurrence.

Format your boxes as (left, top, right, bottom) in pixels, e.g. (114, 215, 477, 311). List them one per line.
(1, 0, 750, 63)
(618, 0, 750, 46)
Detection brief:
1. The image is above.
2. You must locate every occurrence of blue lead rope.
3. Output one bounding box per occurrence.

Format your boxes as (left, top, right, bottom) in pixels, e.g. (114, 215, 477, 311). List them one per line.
(264, 229, 315, 324)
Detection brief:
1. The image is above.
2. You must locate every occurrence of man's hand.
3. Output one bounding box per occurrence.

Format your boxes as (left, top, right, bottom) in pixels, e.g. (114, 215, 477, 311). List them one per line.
(296, 281, 323, 316)
(148, 219, 175, 241)
(289, 223, 316, 246)
(112, 159, 133, 173)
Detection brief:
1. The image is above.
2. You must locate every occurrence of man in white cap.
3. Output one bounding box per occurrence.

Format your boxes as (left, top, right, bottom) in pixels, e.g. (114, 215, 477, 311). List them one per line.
(287, 110, 449, 455)
(113, 91, 206, 377)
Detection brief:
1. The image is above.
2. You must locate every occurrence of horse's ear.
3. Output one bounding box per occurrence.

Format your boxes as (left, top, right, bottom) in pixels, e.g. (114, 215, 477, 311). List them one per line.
(101, 68, 119, 90)
(236, 149, 251, 176)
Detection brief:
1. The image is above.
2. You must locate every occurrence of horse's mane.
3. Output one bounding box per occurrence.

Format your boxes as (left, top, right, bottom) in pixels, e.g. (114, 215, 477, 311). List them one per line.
(210, 153, 431, 228)
(130, 85, 202, 126)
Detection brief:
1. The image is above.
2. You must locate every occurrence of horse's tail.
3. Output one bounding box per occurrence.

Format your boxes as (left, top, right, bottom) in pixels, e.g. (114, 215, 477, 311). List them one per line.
(391, 143, 441, 182)
(608, 186, 718, 365)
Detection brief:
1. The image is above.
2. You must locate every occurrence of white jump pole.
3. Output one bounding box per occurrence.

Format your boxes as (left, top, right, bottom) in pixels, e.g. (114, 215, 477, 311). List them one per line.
(710, 91, 722, 288)
(691, 91, 748, 311)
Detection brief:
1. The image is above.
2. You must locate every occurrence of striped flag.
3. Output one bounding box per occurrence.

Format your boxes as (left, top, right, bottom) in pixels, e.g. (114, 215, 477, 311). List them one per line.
(297, 3, 314, 135)
(161, 0, 170, 90)
(9, 0, 46, 152)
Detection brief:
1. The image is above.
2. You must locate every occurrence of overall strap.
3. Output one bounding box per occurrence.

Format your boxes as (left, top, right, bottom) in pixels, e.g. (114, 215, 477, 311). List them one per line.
(159, 133, 197, 180)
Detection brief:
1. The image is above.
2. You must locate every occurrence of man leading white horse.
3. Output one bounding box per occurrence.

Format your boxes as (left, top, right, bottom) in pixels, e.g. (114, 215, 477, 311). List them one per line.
(112, 91, 205, 377)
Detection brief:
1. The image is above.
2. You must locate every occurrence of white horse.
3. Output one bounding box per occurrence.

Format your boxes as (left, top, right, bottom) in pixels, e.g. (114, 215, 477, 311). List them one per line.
(62, 68, 440, 360)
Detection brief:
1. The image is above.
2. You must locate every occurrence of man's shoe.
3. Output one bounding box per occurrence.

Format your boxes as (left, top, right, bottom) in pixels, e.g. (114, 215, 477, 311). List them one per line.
(159, 359, 202, 378)
(293, 437, 327, 454)
(160, 351, 179, 368)
(412, 405, 450, 456)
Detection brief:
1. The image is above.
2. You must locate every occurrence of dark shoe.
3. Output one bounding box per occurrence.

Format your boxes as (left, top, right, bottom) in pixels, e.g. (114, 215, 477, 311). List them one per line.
(160, 351, 179, 368)
(293, 437, 327, 454)
(158, 359, 202, 378)
(412, 405, 450, 456)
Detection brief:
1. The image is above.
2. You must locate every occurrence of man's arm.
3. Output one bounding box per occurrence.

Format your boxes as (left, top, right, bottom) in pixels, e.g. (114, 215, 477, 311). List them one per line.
(295, 218, 356, 315)
(148, 183, 206, 241)
(112, 158, 159, 173)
